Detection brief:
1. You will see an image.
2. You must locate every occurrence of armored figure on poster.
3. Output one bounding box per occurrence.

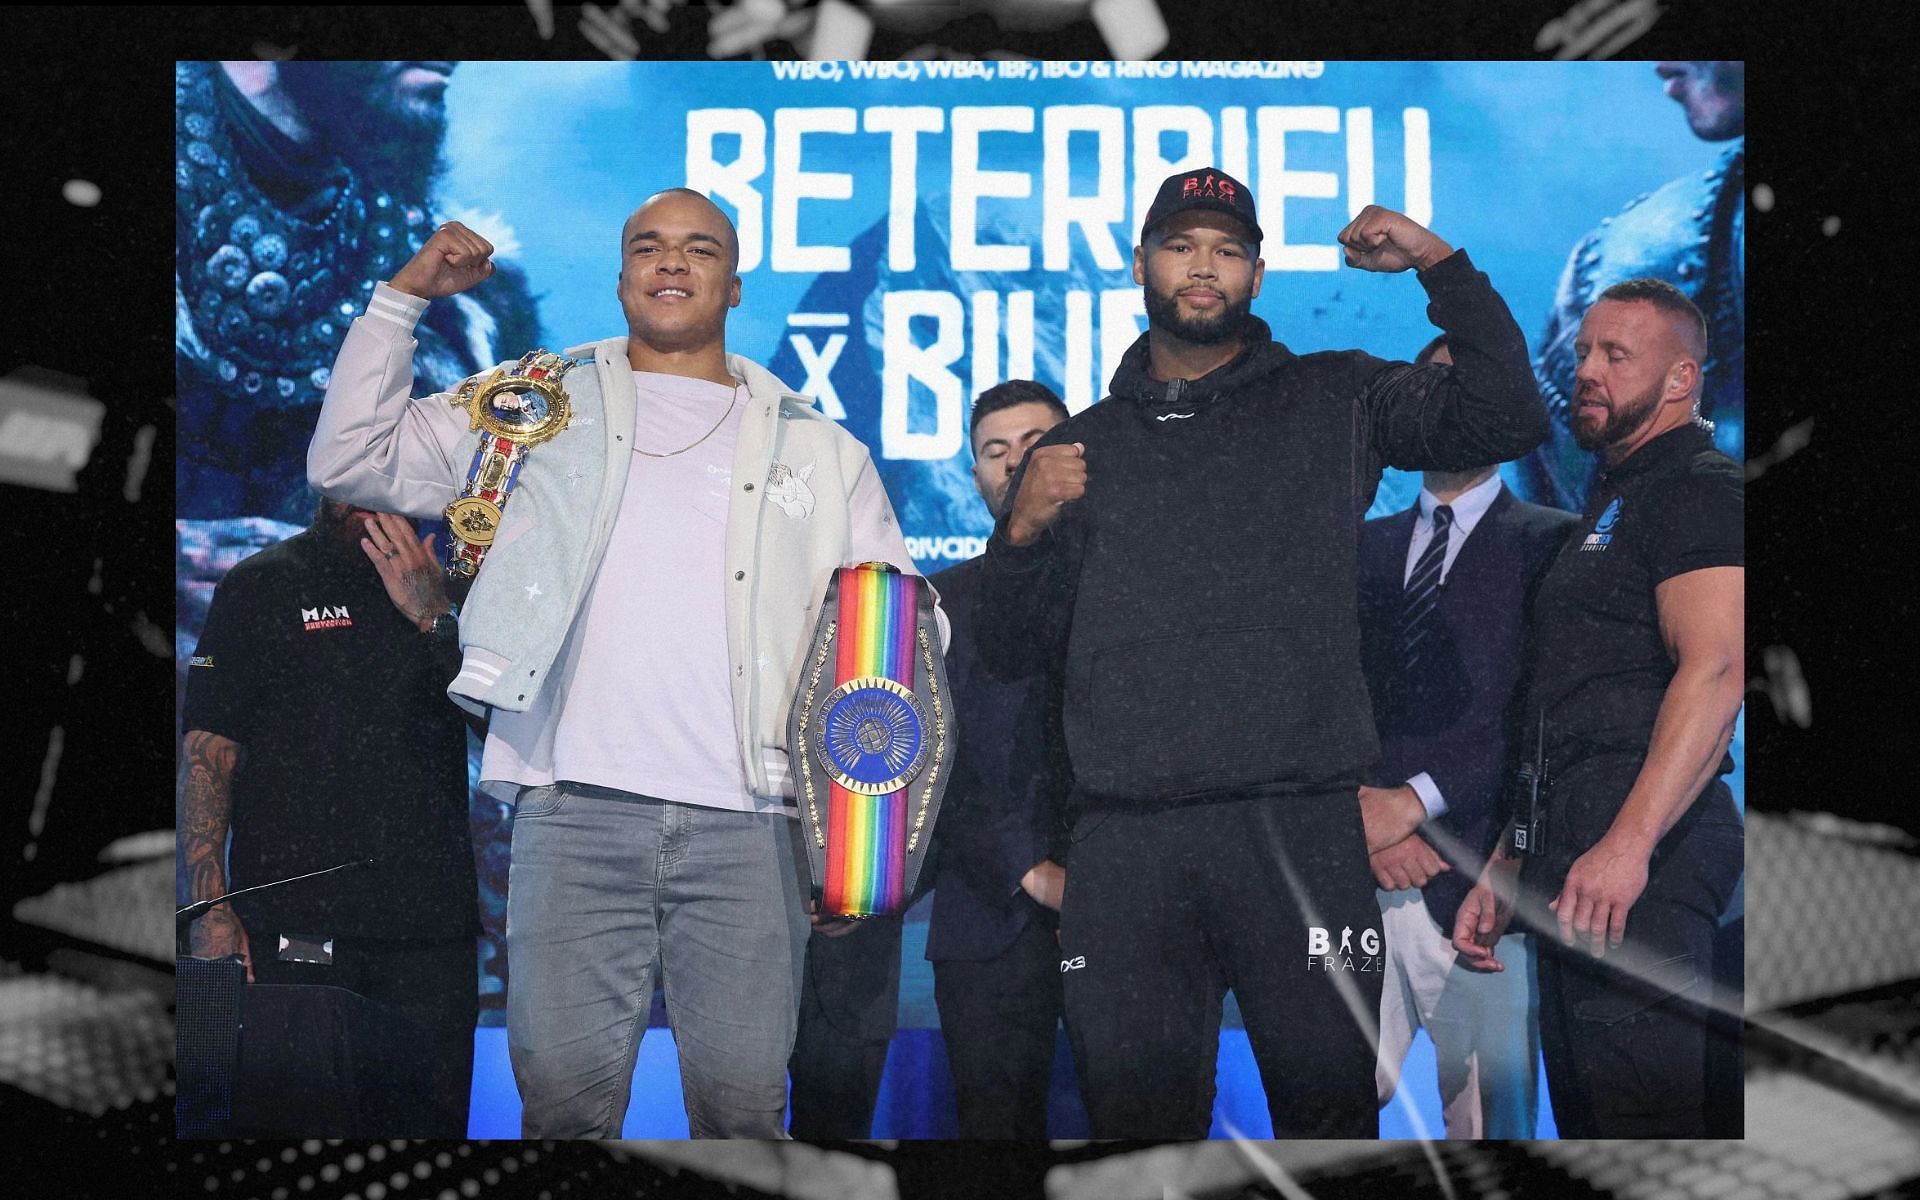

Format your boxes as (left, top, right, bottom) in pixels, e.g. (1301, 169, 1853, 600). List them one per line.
(174, 58, 544, 1016)
(1523, 61, 1743, 510)
(175, 59, 541, 525)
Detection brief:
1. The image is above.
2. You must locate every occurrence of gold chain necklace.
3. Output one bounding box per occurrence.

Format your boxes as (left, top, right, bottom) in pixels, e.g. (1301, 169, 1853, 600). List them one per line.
(632, 382, 740, 458)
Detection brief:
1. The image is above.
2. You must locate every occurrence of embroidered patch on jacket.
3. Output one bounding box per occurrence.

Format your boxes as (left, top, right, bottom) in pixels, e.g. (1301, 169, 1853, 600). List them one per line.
(766, 460, 816, 519)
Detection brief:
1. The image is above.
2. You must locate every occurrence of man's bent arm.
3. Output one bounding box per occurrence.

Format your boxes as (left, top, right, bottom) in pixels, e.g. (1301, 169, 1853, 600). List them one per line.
(306, 282, 478, 519)
(974, 442, 1082, 683)
(1599, 566, 1746, 855)
(1364, 250, 1549, 473)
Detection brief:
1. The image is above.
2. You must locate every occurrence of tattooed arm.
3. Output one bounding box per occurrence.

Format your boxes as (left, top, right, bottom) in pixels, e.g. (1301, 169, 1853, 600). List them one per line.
(180, 729, 252, 981)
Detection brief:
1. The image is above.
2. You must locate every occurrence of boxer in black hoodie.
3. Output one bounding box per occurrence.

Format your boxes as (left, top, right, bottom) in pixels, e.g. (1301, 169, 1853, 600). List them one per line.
(975, 168, 1548, 1138)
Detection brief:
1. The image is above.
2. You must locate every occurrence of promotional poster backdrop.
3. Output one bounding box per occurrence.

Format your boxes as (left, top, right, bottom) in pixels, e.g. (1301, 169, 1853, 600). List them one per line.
(439, 59, 1741, 558)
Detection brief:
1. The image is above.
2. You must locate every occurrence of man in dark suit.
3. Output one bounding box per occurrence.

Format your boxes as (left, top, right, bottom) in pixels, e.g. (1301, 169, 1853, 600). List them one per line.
(1359, 336, 1579, 1138)
(787, 903, 904, 1140)
(925, 379, 1075, 1139)
(787, 380, 1074, 1140)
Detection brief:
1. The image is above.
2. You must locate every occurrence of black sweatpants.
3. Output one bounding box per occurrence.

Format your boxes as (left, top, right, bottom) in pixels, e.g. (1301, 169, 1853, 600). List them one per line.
(249, 930, 478, 1138)
(933, 916, 1065, 1139)
(1058, 791, 1383, 1139)
(1527, 777, 1744, 1138)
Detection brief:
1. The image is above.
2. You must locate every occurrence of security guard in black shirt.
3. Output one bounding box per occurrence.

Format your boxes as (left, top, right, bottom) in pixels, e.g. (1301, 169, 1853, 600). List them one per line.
(180, 500, 480, 1136)
(1451, 279, 1744, 1138)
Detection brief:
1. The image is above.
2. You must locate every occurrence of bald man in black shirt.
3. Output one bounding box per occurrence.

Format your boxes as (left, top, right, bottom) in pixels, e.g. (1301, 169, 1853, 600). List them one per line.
(1453, 279, 1744, 1138)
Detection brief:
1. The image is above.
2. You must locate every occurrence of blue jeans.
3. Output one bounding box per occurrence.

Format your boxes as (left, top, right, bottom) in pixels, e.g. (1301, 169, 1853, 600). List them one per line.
(505, 782, 809, 1138)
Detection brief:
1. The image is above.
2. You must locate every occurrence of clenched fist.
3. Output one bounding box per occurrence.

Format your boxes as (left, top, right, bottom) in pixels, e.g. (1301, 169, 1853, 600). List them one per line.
(1336, 205, 1454, 274)
(1006, 442, 1087, 547)
(389, 220, 496, 300)
(1369, 832, 1449, 892)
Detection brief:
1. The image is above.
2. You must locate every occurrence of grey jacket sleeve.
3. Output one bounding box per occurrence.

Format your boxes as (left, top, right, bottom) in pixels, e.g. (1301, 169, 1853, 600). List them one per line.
(306, 283, 487, 521)
(844, 451, 950, 651)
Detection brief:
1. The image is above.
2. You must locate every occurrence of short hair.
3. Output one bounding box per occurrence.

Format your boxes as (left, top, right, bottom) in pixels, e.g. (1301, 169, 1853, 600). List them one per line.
(1413, 334, 1449, 367)
(969, 379, 1068, 440)
(1596, 278, 1709, 362)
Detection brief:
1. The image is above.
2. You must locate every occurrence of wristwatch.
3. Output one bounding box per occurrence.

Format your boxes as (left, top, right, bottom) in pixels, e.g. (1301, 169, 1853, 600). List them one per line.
(426, 603, 459, 641)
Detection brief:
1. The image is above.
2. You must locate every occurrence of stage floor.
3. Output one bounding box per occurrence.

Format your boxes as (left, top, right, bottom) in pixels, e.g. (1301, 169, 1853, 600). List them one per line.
(463, 1023, 1558, 1140)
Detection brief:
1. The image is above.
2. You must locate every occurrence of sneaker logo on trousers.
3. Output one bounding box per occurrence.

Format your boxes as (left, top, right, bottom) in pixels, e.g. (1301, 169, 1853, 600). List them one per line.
(1060, 955, 1087, 972)
(1307, 925, 1382, 972)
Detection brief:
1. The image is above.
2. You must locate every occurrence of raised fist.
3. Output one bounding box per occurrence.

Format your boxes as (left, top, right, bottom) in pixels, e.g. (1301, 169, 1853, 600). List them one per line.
(1006, 441, 1087, 547)
(1336, 205, 1453, 274)
(389, 220, 496, 300)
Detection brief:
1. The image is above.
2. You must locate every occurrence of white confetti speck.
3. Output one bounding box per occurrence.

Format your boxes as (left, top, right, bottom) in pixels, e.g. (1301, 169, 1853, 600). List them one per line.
(1762, 645, 1812, 727)
(63, 179, 101, 207)
(1822, 215, 1841, 237)
(1752, 183, 1774, 212)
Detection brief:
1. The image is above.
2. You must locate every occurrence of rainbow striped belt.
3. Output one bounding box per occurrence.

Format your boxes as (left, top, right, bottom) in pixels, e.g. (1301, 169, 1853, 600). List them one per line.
(790, 563, 952, 917)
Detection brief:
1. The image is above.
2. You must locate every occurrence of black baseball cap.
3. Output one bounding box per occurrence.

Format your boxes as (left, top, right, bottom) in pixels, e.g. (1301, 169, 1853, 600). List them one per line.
(1140, 167, 1263, 247)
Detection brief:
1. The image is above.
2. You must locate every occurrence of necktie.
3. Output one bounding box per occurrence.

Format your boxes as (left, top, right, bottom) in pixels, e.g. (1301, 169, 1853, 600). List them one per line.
(1400, 504, 1454, 672)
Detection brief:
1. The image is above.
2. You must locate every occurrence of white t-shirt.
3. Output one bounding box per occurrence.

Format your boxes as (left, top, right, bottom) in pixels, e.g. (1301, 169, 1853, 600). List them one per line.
(486, 370, 773, 812)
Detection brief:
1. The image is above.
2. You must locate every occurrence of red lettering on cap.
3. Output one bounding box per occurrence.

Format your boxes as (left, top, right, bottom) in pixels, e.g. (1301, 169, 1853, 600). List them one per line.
(1183, 177, 1200, 197)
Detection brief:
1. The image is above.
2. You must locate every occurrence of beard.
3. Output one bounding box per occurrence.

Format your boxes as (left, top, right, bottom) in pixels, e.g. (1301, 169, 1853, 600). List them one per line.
(278, 61, 450, 200)
(1143, 279, 1254, 346)
(309, 499, 372, 558)
(1571, 381, 1661, 452)
(1674, 60, 1744, 141)
(987, 481, 1010, 521)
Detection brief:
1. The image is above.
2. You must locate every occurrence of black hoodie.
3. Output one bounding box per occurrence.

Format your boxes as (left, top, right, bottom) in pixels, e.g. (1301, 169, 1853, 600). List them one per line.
(977, 250, 1548, 807)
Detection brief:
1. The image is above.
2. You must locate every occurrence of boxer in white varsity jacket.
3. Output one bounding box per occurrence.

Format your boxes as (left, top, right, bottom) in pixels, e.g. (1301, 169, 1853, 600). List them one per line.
(307, 189, 935, 1139)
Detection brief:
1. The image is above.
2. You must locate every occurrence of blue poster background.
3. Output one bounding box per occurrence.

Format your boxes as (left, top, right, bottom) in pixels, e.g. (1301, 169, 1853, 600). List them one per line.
(439, 60, 1733, 559)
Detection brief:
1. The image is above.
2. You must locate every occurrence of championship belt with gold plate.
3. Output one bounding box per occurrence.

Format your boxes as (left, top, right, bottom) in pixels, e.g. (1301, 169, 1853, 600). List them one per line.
(442, 350, 577, 580)
(788, 563, 953, 918)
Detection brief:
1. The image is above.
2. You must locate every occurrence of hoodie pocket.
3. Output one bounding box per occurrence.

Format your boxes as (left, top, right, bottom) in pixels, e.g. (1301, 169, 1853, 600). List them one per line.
(1078, 623, 1373, 798)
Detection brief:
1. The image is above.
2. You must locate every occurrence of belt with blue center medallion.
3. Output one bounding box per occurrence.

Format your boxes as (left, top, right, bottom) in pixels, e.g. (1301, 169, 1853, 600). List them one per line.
(789, 563, 952, 917)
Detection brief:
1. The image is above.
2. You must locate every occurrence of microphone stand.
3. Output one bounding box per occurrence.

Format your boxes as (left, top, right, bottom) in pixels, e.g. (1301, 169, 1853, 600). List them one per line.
(176, 859, 375, 956)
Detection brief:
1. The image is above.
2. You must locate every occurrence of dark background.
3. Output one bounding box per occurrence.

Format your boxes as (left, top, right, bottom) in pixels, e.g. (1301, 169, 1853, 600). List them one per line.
(3, 2, 1909, 1197)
